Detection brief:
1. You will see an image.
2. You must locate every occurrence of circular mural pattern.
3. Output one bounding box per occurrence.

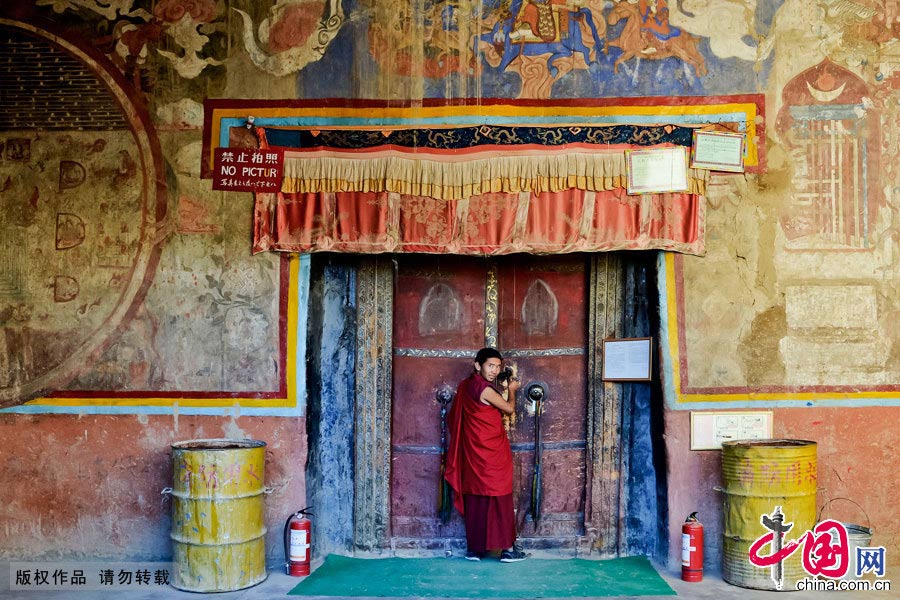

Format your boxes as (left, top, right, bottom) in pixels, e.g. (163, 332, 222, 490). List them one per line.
(0, 19, 166, 406)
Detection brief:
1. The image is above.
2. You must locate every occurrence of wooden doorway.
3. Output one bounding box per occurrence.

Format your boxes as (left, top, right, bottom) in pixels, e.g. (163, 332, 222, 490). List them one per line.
(390, 254, 589, 549)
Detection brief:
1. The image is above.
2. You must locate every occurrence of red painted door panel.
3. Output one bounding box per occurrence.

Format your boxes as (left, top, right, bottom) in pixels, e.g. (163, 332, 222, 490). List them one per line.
(391, 255, 588, 544)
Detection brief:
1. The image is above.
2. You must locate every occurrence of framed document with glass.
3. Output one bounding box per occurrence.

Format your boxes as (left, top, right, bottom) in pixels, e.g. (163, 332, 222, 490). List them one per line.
(601, 337, 652, 381)
(690, 130, 745, 172)
(625, 146, 689, 195)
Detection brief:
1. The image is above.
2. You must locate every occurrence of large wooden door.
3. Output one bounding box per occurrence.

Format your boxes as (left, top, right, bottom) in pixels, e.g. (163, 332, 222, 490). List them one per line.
(390, 254, 588, 548)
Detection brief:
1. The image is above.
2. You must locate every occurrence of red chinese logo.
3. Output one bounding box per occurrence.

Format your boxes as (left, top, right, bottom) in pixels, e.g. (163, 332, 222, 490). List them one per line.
(748, 507, 849, 589)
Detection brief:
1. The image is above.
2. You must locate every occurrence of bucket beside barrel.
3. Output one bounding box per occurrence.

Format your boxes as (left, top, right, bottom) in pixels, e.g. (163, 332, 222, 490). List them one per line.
(819, 497, 873, 580)
(844, 524, 874, 580)
(721, 439, 817, 591)
(170, 438, 267, 592)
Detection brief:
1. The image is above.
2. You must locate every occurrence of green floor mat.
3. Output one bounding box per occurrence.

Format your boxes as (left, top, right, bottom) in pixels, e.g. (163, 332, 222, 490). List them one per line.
(289, 554, 676, 598)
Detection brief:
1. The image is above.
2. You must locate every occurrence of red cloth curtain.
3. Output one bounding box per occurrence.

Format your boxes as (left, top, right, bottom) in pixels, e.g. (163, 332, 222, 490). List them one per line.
(252, 187, 704, 255)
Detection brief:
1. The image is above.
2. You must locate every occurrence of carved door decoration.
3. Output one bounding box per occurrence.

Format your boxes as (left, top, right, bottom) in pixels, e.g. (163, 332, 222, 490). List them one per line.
(391, 254, 588, 547)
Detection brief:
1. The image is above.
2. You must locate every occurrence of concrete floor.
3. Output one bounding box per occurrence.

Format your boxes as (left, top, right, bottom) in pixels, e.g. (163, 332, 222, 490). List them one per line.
(0, 558, 893, 599)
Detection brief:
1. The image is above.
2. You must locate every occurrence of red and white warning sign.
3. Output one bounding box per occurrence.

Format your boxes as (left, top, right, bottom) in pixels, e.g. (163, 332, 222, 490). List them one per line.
(212, 147, 284, 192)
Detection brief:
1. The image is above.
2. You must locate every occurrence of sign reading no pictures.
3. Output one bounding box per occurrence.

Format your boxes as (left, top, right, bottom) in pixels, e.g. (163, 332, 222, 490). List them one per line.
(212, 147, 284, 192)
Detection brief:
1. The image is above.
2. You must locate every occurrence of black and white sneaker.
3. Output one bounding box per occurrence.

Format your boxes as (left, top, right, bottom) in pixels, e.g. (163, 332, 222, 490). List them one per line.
(499, 548, 528, 563)
(465, 551, 483, 561)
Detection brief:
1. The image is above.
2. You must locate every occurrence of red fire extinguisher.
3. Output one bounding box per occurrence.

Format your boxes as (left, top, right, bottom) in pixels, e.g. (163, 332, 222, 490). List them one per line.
(681, 512, 703, 582)
(284, 508, 312, 576)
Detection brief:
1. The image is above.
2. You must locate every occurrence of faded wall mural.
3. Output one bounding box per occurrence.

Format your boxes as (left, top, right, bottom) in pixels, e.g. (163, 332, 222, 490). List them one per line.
(297, 0, 779, 99)
(660, 1, 900, 407)
(1, 0, 899, 412)
(0, 7, 292, 411)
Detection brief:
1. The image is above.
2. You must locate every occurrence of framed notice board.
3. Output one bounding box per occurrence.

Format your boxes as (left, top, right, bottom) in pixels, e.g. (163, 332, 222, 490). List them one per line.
(689, 130, 745, 173)
(625, 147, 689, 195)
(602, 337, 652, 381)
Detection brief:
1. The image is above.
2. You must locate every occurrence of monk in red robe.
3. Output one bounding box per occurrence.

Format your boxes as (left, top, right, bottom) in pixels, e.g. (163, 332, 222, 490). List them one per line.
(444, 347, 527, 562)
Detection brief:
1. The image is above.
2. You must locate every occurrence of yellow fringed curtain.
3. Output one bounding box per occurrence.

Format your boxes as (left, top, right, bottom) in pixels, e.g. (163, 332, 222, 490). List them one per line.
(280, 149, 709, 200)
(255, 132, 710, 257)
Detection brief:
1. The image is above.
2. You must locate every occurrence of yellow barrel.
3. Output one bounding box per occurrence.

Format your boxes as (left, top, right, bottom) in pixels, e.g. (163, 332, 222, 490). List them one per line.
(721, 439, 817, 591)
(170, 439, 267, 592)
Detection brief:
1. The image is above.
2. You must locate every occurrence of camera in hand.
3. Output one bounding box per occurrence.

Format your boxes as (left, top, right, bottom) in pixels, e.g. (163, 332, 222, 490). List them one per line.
(496, 366, 514, 384)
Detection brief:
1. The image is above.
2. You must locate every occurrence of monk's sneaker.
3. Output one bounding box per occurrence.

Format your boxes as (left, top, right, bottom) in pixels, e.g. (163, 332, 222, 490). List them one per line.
(499, 548, 528, 562)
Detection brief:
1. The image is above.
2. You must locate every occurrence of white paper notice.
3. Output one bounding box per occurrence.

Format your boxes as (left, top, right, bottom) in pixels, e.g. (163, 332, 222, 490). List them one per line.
(625, 146, 689, 195)
(602, 338, 651, 381)
(690, 411, 773, 450)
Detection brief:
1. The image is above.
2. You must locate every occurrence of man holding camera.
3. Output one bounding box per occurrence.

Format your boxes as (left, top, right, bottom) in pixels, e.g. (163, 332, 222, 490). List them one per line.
(444, 347, 528, 562)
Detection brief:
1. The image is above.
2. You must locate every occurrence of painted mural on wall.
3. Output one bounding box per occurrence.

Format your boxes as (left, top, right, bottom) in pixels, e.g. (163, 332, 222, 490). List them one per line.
(4, 0, 900, 409)
(10, 0, 780, 101)
(664, 0, 900, 406)
(0, 18, 170, 407)
(2, 0, 899, 573)
(0, 127, 164, 405)
(0, 9, 289, 409)
(297, 0, 780, 99)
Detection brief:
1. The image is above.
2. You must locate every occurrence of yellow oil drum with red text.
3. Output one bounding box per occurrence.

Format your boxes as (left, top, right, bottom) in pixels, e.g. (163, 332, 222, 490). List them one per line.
(170, 439, 267, 592)
(721, 439, 817, 591)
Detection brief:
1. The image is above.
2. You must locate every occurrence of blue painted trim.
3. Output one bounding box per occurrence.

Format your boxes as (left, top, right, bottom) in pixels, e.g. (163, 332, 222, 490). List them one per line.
(670, 397, 900, 409)
(657, 252, 681, 410)
(295, 254, 310, 417)
(307, 261, 357, 556)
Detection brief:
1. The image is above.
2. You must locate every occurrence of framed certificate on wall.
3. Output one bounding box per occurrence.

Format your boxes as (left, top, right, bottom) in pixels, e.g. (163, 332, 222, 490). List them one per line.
(690, 130, 745, 172)
(625, 147, 689, 195)
(602, 337, 652, 381)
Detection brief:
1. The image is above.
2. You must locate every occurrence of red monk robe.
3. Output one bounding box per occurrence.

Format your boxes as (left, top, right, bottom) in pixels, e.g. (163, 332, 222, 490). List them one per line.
(444, 372, 516, 553)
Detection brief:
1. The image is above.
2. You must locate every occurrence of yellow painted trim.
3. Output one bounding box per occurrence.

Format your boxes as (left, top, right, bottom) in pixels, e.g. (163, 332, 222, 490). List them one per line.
(677, 391, 900, 402)
(24, 397, 292, 407)
(24, 256, 299, 409)
(664, 252, 684, 397)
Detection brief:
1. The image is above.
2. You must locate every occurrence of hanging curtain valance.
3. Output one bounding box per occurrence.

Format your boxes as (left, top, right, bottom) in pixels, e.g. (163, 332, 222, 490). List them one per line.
(253, 124, 709, 256)
(280, 149, 709, 200)
(252, 188, 706, 256)
(264, 123, 708, 200)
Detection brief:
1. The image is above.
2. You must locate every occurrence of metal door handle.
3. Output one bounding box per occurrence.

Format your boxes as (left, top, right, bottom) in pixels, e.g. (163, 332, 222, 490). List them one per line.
(527, 383, 546, 402)
(524, 381, 548, 416)
(436, 385, 453, 406)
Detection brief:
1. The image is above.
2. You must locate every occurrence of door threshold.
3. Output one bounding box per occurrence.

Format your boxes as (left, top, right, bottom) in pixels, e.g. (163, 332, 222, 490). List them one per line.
(385, 536, 600, 558)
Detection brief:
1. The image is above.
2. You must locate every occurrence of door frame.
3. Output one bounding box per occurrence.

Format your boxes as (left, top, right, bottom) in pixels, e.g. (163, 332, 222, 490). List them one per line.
(351, 255, 629, 557)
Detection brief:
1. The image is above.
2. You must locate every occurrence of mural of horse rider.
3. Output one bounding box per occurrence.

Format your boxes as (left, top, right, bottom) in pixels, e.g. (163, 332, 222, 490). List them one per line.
(637, 0, 678, 52)
(606, 0, 707, 80)
(479, 0, 606, 77)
